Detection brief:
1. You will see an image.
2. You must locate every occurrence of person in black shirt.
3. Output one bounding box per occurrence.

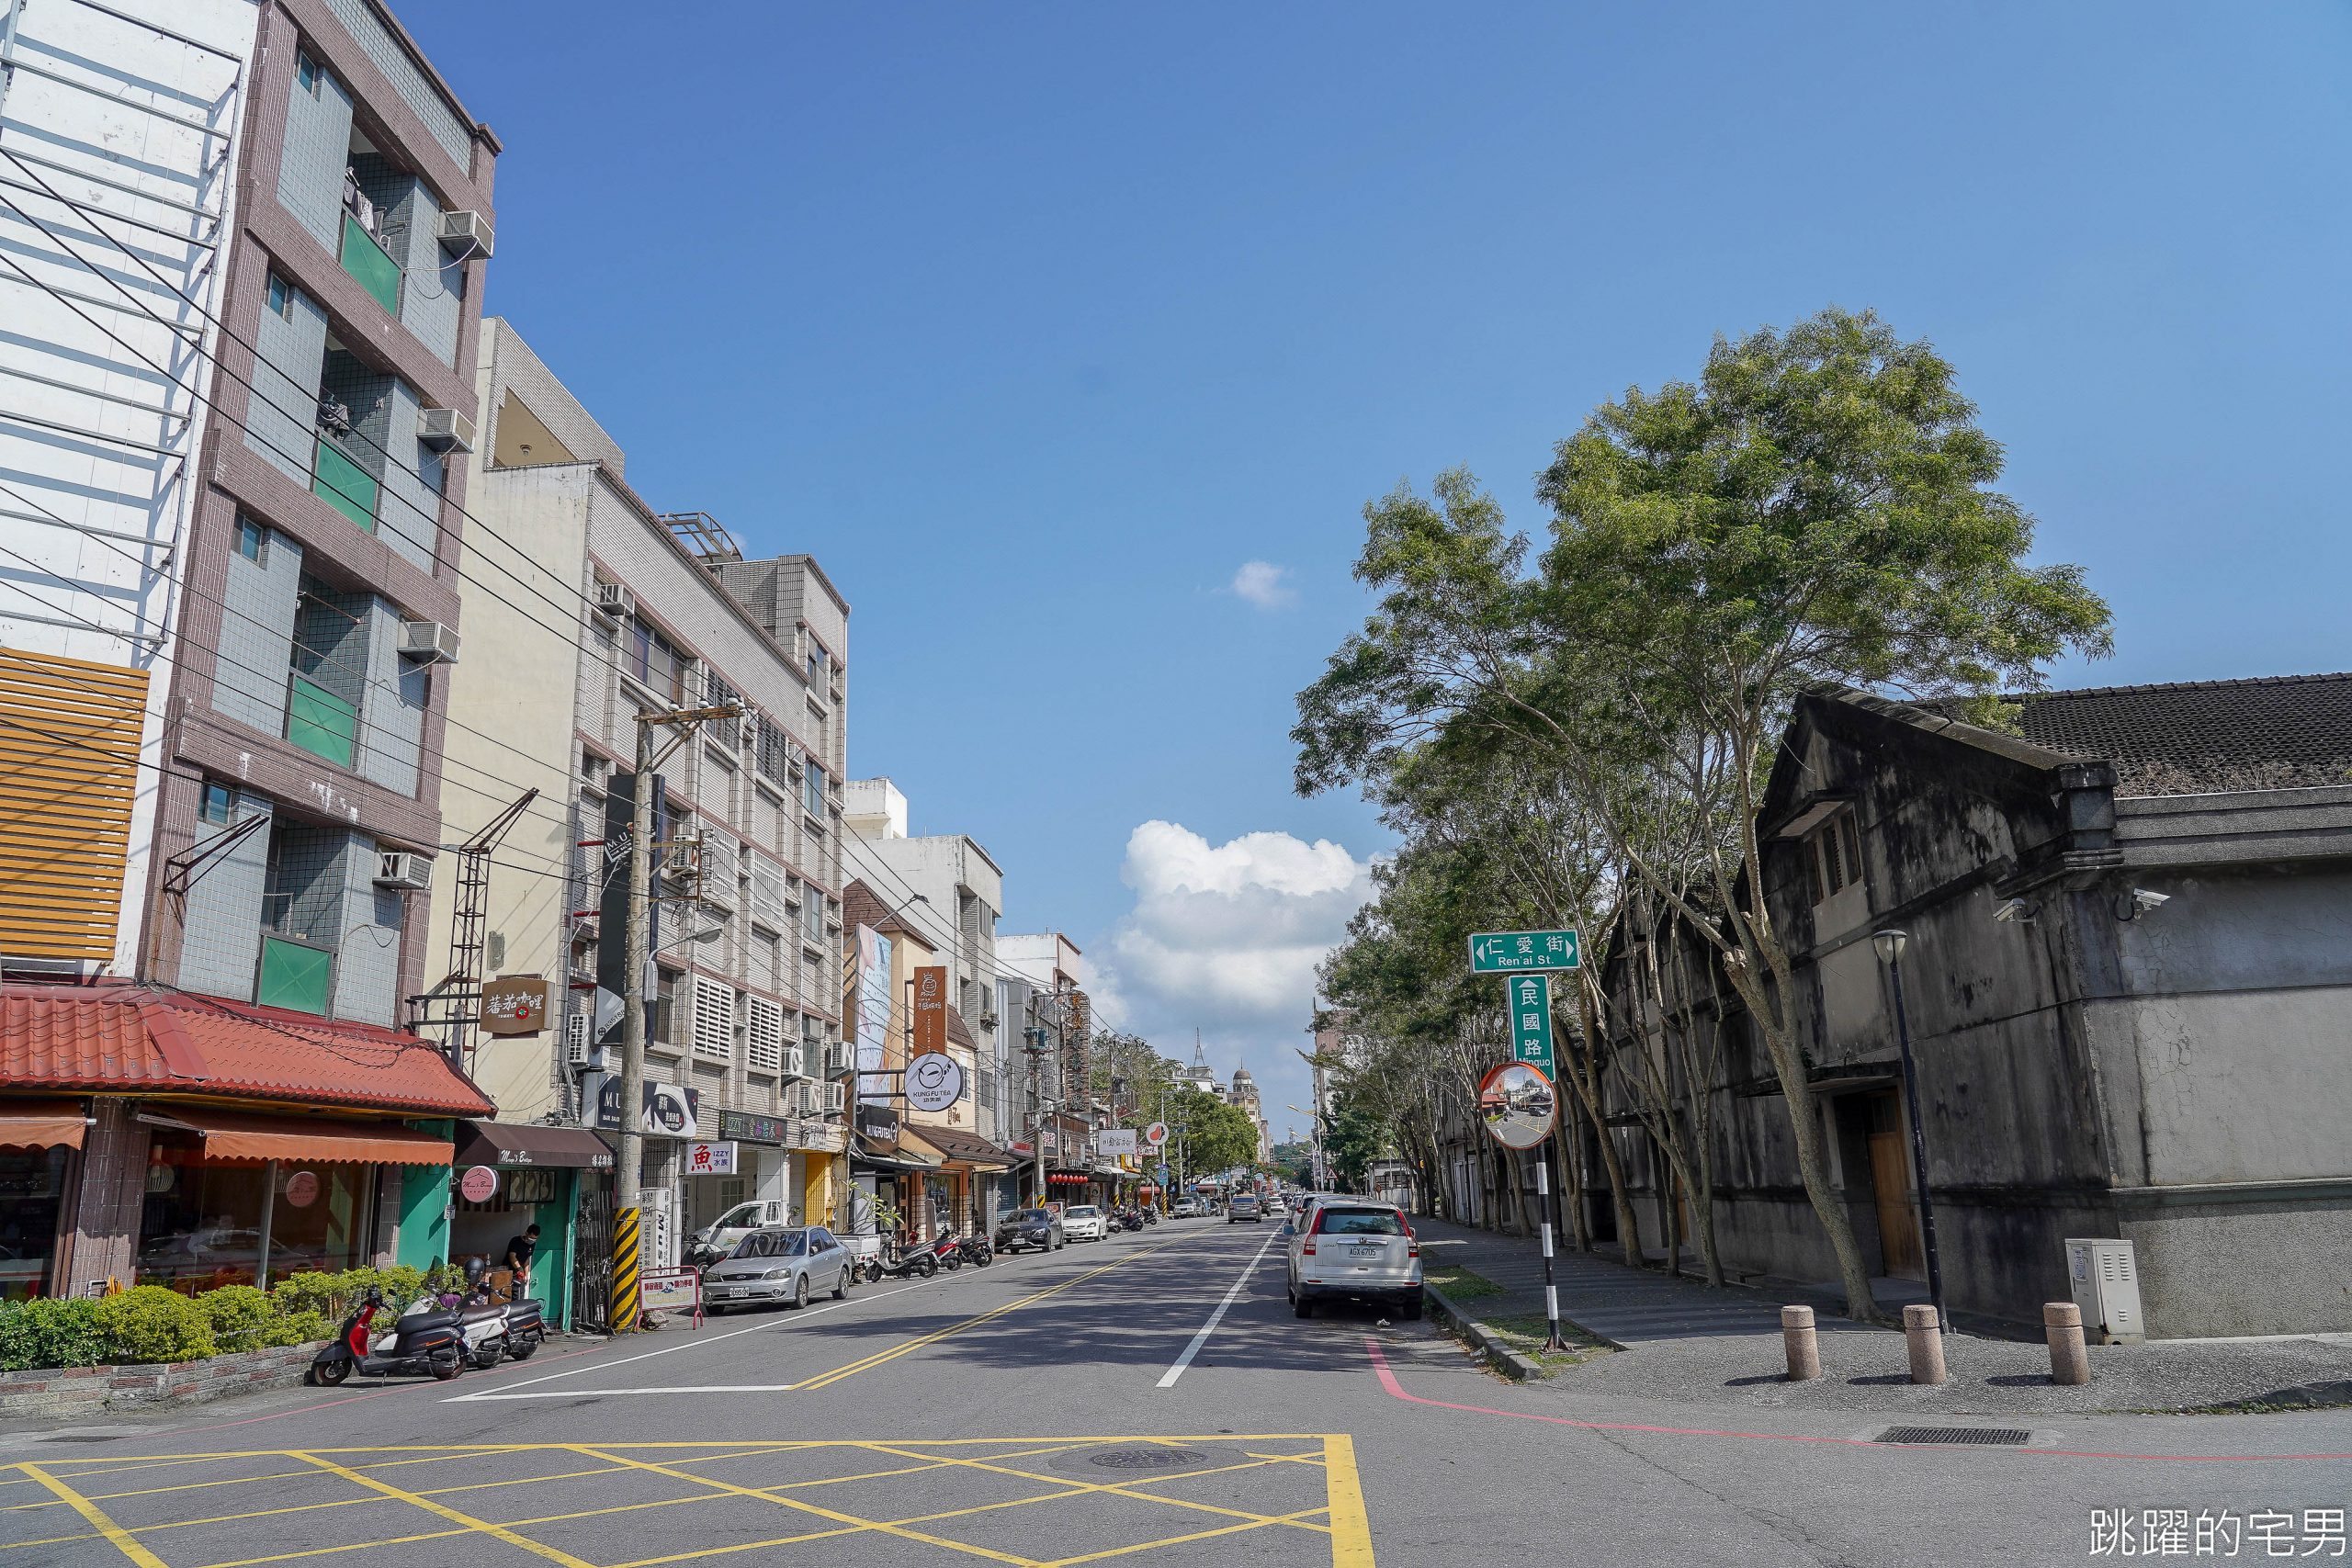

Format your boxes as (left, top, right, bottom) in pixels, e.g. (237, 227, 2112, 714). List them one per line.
(502, 1224, 540, 1297)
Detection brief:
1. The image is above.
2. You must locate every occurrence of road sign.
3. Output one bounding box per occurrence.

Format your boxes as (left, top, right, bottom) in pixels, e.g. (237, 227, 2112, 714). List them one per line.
(1507, 973, 1555, 1077)
(1144, 1121, 1168, 1147)
(1468, 929, 1581, 974)
(1476, 1061, 1557, 1151)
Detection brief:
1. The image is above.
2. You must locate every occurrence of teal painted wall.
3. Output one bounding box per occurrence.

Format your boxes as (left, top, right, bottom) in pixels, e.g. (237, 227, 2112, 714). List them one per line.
(396, 1120, 454, 1269)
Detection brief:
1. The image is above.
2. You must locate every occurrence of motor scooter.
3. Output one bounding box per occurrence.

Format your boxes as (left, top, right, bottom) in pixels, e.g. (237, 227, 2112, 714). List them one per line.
(859, 1235, 940, 1283)
(309, 1288, 463, 1384)
(952, 1234, 994, 1268)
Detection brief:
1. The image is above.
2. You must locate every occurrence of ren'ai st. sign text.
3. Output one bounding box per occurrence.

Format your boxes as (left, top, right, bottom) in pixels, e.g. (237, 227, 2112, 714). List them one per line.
(1468, 929, 1581, 975)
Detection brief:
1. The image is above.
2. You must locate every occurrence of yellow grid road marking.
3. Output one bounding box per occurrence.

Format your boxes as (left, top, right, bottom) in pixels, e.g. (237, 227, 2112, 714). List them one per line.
(13, 1464, 167, 1568)
(1325, 1434, 1376, 1566)
(791, 1243, 1179, 1391)
(571, 1443, 1041, 1566)
(1042, 1506, 1335, 1568)
(856, 1440, 1335, 1534)
(197, 1525, 474, 1568)
(288, 1450, 595, 1568)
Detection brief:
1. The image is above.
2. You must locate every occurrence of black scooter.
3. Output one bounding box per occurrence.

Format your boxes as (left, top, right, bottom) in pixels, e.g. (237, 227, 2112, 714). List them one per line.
(309, 1287, 464, 1384)
(860, 1236, 942, 1283)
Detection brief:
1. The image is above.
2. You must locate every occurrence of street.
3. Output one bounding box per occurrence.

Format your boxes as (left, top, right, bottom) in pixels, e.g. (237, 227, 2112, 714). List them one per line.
(3, 1220, 2346, 1568)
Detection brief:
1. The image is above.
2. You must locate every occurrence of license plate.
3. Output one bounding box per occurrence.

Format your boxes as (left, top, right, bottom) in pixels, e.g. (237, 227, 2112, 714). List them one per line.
(1351, 1243, 1383, 1258)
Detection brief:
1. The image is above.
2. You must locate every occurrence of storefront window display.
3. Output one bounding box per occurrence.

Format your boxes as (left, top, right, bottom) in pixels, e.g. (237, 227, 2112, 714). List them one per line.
(138, 1142, 373, 1292)
(0, 1147, 70, 1301)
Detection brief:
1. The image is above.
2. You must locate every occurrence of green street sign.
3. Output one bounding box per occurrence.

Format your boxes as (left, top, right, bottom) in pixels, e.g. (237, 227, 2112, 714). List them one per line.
(1507, 973, 1555, 1077)
(1469, 929, 1581, 974)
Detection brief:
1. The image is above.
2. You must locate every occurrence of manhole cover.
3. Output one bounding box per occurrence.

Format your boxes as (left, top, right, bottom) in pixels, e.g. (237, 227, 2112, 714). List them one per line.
(1088, 1447, 1212, 1471)
(1875, 1427, 2031, 1447)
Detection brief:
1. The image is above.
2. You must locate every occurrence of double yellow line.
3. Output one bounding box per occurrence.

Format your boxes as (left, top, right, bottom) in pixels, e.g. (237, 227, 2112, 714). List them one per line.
(790, 1241, 1175, 1391)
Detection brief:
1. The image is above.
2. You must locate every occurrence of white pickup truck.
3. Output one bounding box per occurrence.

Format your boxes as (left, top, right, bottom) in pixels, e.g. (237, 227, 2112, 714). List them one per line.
(688, 1199, 795, 1264)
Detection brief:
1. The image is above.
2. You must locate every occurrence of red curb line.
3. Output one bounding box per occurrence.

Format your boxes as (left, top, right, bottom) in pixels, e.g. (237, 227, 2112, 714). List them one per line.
(1362, 1338, 2352, 1465)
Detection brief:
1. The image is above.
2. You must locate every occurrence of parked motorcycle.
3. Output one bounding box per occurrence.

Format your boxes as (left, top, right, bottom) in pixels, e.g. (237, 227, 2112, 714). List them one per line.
(860, 1236, 940, 1283)
(952, 1234, 994, 1268)
(309, 1287, 463, 1384)
(1118, 1208, 1145, 1232)
(1140, 1205, 1160, 1225)
(445, 1259, 547, 1365)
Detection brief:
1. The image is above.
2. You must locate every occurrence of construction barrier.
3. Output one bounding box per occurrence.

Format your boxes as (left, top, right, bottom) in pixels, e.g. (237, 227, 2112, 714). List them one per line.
(610, 1206, 640, 1333)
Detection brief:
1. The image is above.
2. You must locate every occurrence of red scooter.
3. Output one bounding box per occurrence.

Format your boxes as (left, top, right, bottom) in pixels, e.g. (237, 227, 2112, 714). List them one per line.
(307, 1287, 465, 1384)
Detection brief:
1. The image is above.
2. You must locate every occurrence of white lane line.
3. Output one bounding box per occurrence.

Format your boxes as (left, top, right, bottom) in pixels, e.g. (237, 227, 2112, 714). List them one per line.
(1155, 1230, 1280, 1390)
(442, 1258, 1034, 1404)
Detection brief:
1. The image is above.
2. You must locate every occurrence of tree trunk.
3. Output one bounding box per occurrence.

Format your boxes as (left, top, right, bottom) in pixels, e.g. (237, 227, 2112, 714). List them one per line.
(1557, 1099, 1591, 1252)
(1768, 1029, 1880, 1320)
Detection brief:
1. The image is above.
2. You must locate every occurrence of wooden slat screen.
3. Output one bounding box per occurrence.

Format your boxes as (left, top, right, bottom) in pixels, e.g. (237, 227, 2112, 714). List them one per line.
(0, 647, 149, 964)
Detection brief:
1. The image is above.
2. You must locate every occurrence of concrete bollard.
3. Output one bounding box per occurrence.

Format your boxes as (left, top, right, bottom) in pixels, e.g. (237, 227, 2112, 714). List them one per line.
(1904, 1303, 1947, 1385)
(1781, 1304, 1822, 1381)
(2044, 1301, 2091, 1386)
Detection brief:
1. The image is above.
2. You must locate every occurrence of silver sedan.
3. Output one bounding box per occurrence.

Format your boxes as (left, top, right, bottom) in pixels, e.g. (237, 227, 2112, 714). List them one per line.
(702, 1225, 854, 1313)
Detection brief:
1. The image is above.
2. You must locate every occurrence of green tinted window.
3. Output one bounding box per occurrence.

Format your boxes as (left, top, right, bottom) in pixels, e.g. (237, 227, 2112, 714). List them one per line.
(339, 212, 401, 312)
(313, 439, 378, 532)
(286, 675, 357, 768)
(257, 935, 332, 1015)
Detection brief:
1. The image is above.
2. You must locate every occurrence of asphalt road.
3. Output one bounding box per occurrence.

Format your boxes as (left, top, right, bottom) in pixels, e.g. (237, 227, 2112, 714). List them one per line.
(2, 1218, 2346, 1566)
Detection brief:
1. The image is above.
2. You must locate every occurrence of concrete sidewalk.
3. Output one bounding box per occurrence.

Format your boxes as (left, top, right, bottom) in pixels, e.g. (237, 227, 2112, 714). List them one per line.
(1411, 1214, 2352, 1416)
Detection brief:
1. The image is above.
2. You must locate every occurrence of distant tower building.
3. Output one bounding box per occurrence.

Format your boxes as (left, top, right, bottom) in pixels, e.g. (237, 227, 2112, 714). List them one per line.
(1229, 1066, 1272, 1164)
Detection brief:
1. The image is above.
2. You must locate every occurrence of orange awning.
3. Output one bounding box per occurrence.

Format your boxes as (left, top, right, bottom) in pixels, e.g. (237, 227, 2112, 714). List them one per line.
(0, 1098, 85, 1149)
(138, 1106, 452, 1166)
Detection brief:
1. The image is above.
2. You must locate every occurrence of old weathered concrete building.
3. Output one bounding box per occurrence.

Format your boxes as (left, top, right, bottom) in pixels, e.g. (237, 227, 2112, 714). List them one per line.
(1597, 674, 2352, 1337)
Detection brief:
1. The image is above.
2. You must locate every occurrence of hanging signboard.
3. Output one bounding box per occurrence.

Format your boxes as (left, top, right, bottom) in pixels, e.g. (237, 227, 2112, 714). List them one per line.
(481, 976, 549, 1036)
(1097, 1128, 1137, 1156)
(1144, 1121, 1169, 1148)
(458, 1166, 500, 1202)
(592, 1077, 701, 1137)
(1508, 973, 1556, 1078)
(905, 1052, 964, 1114)
(684, 1141, 739, 1177)
(912, 965, 947, 1055)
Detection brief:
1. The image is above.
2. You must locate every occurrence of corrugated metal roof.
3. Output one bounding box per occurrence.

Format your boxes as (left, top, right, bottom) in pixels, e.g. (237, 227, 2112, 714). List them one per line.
(0, 980, 495, 1117)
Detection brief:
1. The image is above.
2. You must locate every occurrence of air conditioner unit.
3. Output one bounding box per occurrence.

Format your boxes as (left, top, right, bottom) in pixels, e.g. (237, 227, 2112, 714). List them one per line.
(823, 1043, 851, 1077)
(437, 208, 495, 260)
(777, 1043, 806, 1080)
(417, 406, 476, 453)
(398, 619, 461, 663)
(786, 1081, 820, 1117)
(739, 715, 760, 753)
(661, 841, 700, 884)
(373, 851, 431, 890)
(565, 1012, 589, 1066)
(593, 581, 636, 621)
(2065, 1238, 2145, 1344)
(821, 1082, 846, 1115)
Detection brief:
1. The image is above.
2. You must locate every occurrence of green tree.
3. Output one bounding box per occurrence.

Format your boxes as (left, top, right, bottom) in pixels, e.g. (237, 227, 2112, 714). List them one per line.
(1296, 309, 2111, 1318)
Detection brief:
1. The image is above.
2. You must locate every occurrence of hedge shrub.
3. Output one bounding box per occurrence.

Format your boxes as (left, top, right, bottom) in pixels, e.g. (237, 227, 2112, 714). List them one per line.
(0, 1297, 108, 1371)
(93, 1287, 216, 1365)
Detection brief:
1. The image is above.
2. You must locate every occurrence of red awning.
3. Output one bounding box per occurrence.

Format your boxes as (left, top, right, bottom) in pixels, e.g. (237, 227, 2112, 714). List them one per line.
(0, 1098, 85, 1149)
(0, 980, 493, 1117)
(139, 1105, 453, 1166)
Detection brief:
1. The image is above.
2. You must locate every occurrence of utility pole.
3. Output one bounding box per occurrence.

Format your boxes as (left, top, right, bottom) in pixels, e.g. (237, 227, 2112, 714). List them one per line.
(611, 698, 738, 1330)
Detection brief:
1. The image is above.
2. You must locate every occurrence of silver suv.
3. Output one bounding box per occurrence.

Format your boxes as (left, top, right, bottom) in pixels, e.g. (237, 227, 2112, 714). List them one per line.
(1287, 1203, 1422, 1319)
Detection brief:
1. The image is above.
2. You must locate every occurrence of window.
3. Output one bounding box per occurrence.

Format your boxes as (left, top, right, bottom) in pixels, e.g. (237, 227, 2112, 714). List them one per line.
(236, 517, 267, 563)
(266, 276, 293, 321)
(630, 619, 685, 702)
(1805, 811, 1865, 906)
(199, 780, 234, 826)
(807, 644, 828, 687)
(801, 891, 825, 945)
(652, 968, 680, 1045)
(296, 54, 320, 96)
(756, 716, 789, 790)
(803, 762, 826, 819)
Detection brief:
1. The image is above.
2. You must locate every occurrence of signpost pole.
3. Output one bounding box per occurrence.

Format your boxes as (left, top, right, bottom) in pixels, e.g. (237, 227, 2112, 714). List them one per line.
(1535, 1149, 1566, 1352)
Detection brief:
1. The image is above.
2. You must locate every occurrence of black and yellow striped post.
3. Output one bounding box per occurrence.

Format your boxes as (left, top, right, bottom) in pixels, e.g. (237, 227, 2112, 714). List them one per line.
(610, 1206, 641, 1333)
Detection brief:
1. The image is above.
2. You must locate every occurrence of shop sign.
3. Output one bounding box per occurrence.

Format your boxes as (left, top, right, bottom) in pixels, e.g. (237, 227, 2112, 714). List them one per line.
(592, 1077, 701, 1137)
(685, 1141, 739, 1177)
(459, 1166, 500, 1201)
(282, 1169, 320, 1208)
(481, 976, 550, 1036)
(854, 1103, 899, 1148)
(718, 1111, 788, 1145)
(639, 1266, 703, 1326)
(905, 1051, 963, 1114)
(912, 965, 947, 1055)
(1096, 1128, 1137, 1156)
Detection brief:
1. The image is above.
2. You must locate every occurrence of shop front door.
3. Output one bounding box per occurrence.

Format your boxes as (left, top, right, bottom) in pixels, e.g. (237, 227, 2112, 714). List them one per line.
(1863, 1091, 1924, 1280)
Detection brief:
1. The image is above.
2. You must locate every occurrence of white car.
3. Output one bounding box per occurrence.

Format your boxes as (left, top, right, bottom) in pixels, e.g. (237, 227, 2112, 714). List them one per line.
(1062, 1204, 1110, 1242)
(1287, 1202, 1423, 1320)
(1170, 1198, 1201, 1219)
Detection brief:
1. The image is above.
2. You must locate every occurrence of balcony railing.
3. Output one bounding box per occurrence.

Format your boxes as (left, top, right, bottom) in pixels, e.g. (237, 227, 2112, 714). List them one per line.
(313, 437, 378, 533)
(339, 212, 401, 313)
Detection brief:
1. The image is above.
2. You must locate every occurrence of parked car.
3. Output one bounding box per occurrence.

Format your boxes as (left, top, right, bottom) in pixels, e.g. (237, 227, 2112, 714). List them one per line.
(1170, 1198, 1201, 1219)
(1264, 1194, 1287, 1218)
(1286, 1203, 1421, 1319)
(703, 1226, 853, 1314)
(993, 1207, 1066, 1253)
(1063, 1204, 1110, 1242)
(688, 1198, 794, 1266)
(1227, 1192, 1262, 1224)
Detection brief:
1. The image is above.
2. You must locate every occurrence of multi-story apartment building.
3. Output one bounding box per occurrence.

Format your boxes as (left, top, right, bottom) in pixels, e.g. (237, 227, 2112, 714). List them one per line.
(427, 319, 855, 1292)
(0, 0, 513, 1303)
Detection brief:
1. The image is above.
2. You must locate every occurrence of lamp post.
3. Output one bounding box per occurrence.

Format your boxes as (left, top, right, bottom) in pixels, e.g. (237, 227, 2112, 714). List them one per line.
(1871, 929, 1948, 1332)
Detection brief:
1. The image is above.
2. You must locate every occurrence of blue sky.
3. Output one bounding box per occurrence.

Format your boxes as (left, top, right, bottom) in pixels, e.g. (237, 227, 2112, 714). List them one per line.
(398, 1, 2351, 1129)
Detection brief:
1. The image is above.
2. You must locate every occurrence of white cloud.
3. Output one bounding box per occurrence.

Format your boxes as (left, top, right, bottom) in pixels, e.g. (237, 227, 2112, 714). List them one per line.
(1102, 820, 1372, 1033)
(1228, 560, 1296, 610)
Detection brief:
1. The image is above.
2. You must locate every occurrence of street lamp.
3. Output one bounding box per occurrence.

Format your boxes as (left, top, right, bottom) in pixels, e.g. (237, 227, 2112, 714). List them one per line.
(1871, 930, 1947, 1332)
(1286, 1104, 1325, 1190)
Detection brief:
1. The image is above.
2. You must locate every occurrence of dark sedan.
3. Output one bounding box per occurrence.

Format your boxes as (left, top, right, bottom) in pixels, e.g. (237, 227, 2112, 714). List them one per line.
(993, 1207, 1066, 1253)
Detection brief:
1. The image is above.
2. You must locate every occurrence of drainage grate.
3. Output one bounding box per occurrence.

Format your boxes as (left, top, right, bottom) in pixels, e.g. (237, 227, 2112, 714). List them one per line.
(1089, 1447, 1211, 1472)
(1875, 1427, 2032, 1447)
